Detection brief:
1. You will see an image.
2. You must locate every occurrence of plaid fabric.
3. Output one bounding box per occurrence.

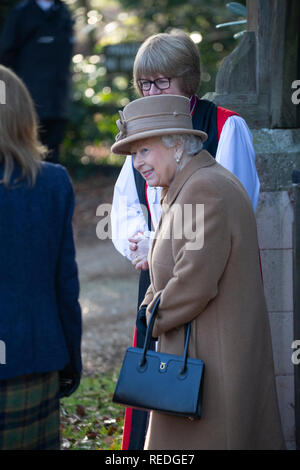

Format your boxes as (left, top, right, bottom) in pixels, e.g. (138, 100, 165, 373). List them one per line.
(0, 371, 60, 450)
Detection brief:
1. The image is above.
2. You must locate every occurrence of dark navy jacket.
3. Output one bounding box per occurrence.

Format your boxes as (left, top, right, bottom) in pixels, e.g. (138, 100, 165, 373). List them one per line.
(0, 0, 74, 119)
(0, 162, 82, 386)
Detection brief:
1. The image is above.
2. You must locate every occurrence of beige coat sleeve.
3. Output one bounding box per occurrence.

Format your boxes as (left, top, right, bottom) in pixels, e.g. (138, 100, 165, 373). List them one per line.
(147, 180, 232, 338)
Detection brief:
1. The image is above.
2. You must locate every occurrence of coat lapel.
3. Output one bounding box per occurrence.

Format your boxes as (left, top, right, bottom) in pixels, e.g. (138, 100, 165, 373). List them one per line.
(148, 150, 216, 264)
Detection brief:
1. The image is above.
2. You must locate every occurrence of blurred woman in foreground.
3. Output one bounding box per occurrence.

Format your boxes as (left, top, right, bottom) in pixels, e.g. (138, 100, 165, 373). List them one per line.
(0, 65, 82, 450)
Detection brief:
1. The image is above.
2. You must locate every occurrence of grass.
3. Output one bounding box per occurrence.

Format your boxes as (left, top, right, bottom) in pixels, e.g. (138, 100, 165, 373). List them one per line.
(60, 370, 124, 450)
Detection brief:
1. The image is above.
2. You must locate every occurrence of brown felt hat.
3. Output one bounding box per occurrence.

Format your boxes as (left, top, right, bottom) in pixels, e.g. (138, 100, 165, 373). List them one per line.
(111, 95, 208, 155)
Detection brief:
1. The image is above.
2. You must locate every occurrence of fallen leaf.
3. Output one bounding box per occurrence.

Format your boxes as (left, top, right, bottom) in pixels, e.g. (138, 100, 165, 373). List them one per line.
(86, 431, 98, 440)
(107, 425, 117, 436)
(76, 404, 86, 417)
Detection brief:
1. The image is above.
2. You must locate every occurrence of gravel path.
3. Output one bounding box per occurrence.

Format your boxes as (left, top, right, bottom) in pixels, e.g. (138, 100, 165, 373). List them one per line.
(72, 171, 140, 376)
(76, 240, 139, 376)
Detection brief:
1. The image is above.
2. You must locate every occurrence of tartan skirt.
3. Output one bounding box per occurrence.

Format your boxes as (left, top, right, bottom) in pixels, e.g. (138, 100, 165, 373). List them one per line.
(0, 371, 60, 450)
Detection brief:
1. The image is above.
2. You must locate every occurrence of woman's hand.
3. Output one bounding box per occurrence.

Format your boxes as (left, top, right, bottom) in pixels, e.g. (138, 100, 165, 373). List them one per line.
(128, 232, 150, 271)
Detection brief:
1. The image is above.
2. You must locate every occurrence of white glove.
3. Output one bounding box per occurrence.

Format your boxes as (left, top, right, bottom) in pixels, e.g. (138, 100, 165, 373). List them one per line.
(128, 231, 151, 271)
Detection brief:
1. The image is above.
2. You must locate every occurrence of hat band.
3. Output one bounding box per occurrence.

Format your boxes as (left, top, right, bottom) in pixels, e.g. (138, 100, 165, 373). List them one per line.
(125, 114, 193, 138)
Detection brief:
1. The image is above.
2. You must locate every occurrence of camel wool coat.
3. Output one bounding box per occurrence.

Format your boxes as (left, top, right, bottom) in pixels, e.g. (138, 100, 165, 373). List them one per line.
(142, 150, 284, 450)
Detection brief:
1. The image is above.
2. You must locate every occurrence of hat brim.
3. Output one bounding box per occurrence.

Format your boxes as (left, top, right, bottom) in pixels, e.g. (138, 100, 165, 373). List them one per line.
(111, 128, 208, 155)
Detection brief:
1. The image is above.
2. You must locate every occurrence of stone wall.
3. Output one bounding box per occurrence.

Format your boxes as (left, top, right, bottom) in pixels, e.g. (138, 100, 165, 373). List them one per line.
(202, 0, 300, 448)
(253, 128, 300, 449)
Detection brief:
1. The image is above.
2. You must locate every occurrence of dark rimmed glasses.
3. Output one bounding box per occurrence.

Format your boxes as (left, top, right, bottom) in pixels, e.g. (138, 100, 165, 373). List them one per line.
(137, 77, 172, 91)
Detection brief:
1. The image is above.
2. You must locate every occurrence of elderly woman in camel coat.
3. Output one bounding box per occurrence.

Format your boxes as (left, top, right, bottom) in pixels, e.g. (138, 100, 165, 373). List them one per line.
(111, 94, 284, 450)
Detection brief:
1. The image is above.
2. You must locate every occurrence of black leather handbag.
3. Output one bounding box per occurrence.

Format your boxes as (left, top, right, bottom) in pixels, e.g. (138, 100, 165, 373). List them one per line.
(113, 295, 205, 419)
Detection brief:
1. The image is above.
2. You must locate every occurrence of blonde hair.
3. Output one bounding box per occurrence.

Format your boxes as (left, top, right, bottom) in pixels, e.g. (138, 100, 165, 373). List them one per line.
(0, 65, 46, 187)
(133, 31, 201, 97)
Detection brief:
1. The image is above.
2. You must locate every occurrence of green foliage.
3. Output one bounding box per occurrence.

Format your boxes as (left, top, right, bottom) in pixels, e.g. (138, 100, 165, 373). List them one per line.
(61, 0, 245, 175)
(60, 53, 131, 175)
(1, 1, 247, 176)
(118, 0, 231, 27)
(60, 372, 124, 450)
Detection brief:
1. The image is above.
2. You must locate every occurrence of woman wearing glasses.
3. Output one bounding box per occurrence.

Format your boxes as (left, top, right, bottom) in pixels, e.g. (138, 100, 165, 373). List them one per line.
(110, 31, 260, 450)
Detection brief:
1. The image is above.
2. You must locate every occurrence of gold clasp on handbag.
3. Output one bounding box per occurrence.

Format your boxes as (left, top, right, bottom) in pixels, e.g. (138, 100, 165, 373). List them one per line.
(160, 362, 166, 370)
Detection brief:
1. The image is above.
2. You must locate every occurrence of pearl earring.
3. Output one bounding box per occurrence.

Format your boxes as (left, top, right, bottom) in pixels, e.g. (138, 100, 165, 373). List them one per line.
(175, 152, 181, 163)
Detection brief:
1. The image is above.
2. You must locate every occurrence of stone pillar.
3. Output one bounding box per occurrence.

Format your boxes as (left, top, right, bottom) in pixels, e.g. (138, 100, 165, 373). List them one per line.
(253, 129, 299, 450)
(203, 0, 300, 449)
(205, 0, 300, 129)
(292, 171, 300, 450)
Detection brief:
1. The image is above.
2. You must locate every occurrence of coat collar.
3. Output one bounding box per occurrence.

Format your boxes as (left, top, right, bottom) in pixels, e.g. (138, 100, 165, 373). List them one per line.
(162, 150, 216, 207)
(149, 149, 216, 266)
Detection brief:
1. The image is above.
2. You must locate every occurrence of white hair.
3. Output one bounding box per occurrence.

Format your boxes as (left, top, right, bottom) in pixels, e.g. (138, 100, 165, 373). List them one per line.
(161, 134, 203, 156)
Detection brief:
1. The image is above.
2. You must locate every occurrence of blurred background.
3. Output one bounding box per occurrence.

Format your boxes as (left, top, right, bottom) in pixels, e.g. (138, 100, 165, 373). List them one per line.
(0, 0, 248, 381)
(0, 0, 245, 375)
(0, 0, 249, 382)
(0, 0, 246, 179)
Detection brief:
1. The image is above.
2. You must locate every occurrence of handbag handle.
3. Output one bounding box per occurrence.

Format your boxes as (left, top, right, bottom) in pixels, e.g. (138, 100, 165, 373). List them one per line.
(139, 295, 191, 375)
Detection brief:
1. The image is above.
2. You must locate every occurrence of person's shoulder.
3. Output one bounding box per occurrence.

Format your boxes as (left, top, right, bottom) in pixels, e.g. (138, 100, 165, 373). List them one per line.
(56, 0, 73, 17)
(57, 0, 70, 9)
(14, 0, 31, 12)
(182, 152, 243, 199)
(40, 161, 70, 177)
(214, 105, 249, 129)
(219, 113, 253, 142)
(39, 162, 72, 189)
(195, 98, 216, 114)
(178, 153, 221, 200)
(36, 163, 75, 210)
(4, 0, 30, 20)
